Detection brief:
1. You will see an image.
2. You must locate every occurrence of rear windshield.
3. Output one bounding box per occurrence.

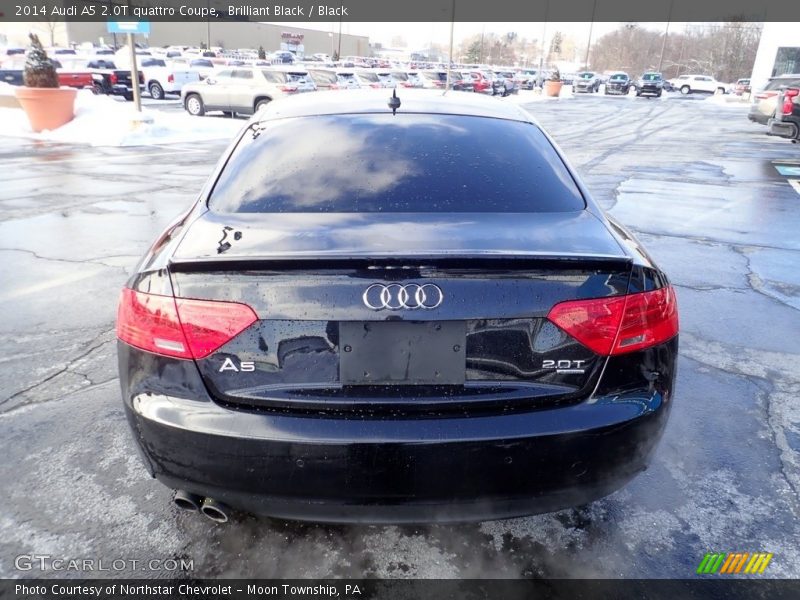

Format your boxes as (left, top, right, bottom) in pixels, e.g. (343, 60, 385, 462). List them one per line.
(209, 114, 585, 213)
(765, 77, 800, 91)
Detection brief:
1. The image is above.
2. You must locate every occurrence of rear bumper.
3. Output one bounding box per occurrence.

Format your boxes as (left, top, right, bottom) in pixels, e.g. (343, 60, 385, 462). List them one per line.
(767, 118, 799, 140)
(121, 342, 675, 523)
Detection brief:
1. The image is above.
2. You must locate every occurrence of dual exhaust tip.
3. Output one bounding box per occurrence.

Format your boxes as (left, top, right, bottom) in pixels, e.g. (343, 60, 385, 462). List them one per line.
(173, 490, 231, 523)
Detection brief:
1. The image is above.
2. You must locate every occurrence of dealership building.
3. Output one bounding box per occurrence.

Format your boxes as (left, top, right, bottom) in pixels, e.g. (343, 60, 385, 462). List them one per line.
(0, 21, 370, 57)
(750, 22, 800, 88)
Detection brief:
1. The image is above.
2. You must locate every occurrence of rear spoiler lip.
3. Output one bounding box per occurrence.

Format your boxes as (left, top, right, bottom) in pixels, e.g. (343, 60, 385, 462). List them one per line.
(168, 252, 634, 273)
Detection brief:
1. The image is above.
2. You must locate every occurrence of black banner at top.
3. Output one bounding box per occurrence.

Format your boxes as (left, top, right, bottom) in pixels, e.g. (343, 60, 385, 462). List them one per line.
(0, 0, 799, 22)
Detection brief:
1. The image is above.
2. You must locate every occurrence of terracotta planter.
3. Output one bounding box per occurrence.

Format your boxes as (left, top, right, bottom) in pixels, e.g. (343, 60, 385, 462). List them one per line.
(14, 87, 77, 132)
(544, 80, 563, 97)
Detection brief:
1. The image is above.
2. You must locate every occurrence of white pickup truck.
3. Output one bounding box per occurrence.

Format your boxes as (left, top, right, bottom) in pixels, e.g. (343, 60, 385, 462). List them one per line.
(115, 56, 200, 100)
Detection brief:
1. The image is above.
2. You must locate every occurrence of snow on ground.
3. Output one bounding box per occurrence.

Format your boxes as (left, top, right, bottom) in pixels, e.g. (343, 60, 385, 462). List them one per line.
(503, 85, 574, 105)
(704, 92, 751, 107)
(0, 87, 243, 146)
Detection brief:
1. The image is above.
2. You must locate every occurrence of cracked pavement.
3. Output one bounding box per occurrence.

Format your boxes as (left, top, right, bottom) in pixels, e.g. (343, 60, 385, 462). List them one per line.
(1, 94, 798, 579)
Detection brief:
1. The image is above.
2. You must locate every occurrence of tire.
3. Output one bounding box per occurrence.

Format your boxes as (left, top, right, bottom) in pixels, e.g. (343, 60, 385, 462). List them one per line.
(91, 84, 103, 95)
(123, 92, 133, 102)
(657, 91, 662, 97)
(148, 81, 164, 100)
(636, 91, 641, 97)
(716, 87, 725, 95)
(255, 98, 271, 112)
(680, 85, 690, 95)
(185, 93, 205, 116)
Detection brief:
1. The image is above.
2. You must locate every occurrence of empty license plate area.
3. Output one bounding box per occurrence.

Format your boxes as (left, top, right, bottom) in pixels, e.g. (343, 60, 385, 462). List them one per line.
(339, 321, 466, 385)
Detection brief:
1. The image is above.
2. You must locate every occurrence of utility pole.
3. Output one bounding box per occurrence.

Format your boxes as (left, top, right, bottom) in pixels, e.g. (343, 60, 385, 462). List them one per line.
(445, 0, 455, 91)
(538, 0, 549, 88)
(657, 0, 674, 73)
(584, 0, 597, 68)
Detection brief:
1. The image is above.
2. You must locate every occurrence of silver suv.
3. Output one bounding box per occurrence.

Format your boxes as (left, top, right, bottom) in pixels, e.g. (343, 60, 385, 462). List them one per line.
(182, 66, 315, 116)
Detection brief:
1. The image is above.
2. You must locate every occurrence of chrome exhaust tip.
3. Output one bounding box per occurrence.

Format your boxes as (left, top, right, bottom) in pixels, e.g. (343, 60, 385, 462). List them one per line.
(200, 497, 231, 523)
(173, 490, 202, 512)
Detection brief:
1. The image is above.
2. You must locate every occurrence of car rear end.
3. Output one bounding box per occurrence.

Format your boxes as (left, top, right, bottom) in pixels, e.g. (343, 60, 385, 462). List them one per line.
(768, 87, 800, 141)
(749, 76, 800, 124)
(117, 95, 678, 523)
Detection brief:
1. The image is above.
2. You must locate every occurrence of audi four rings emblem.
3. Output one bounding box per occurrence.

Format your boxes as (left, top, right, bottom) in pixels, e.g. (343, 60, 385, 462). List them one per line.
(362, 283, 444, 310)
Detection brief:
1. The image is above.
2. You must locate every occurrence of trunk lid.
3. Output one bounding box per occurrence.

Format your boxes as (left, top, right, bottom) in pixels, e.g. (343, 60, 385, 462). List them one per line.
(169, 211, 631, 414)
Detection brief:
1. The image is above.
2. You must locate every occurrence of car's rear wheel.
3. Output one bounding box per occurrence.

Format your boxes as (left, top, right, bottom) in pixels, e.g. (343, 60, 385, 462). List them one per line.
(716, 87, 725, 95)
(185, 93, 205, 116)
(680, 85, 690, 95)
(149, 81, 165, 100)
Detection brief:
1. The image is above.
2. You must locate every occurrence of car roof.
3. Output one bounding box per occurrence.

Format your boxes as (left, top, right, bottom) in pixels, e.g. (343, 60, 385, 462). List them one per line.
(250, 89, 535, 124)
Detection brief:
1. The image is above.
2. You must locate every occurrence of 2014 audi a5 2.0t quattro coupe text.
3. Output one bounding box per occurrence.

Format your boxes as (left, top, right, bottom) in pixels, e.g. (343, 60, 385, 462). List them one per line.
(117, 90, 678, 524)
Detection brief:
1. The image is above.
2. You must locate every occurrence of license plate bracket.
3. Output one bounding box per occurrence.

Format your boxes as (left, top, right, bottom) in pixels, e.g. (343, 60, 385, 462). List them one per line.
(339, 321, 466, 385)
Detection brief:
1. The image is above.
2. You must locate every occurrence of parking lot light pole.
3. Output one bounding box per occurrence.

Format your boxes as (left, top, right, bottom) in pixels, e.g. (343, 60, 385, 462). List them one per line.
(584, 0, 597, 68)
(128, 32, 141, 112)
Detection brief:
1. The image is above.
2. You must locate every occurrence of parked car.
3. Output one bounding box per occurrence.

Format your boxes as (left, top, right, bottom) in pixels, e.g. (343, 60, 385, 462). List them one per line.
(733, 78, 751, 96)
(465, 70, 493, 94)
(635, 72, 664, 97)
(574, 71, 600, 93)
(115, 56, 200, 100)
(182, 66, 311, 116)
(0, 57, 94, 89)
(375, 70, 399, 88)
(170, 57, 216, 80)
(58, 58, 143, 100)
(516, 69, 538, 89)
(354, 70, 383, 89)
(117, 90, 678, 524)
(767, 87, 800, 143)
(306, 68, 361, 91)
(273, 51, 296, 64)
(604, 72, 631, 95)
(561, 73, 576, 86)
(748, 74, 800, 125)
(667, 74, 727, 95)
(493, 71, 519, 95)
(389, 71, 421, 89)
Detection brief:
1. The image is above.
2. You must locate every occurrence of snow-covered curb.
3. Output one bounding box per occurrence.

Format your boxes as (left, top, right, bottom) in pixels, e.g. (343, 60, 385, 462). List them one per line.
(0, 88, 243, 146)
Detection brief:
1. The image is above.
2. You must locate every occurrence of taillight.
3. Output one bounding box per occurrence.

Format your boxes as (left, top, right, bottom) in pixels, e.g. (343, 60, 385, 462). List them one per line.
(167, 74, 174, 83)
(110, 73, 118, 85)
(116, 289, 257, 360)
(547, 286, 679, 356)
(755, 91, 777, 100)
(280, 85, 298, 92)
(782, 88, 799, 115)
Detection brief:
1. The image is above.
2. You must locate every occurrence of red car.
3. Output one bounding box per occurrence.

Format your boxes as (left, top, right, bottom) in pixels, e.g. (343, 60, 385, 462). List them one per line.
(465, 71, 493, 94)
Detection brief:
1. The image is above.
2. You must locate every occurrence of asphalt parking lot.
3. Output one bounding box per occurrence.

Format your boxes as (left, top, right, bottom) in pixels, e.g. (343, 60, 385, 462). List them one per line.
(1, 92, 799, 579)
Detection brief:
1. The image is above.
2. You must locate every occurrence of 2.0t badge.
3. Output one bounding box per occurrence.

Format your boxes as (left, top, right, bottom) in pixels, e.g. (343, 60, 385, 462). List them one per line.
(362, 283, 444, 310)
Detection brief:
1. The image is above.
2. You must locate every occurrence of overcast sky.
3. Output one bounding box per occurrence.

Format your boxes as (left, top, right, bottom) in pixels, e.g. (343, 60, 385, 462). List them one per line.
(267, 22, 679, 50)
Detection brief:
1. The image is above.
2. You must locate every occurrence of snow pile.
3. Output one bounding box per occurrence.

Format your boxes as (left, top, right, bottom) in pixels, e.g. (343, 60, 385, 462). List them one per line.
(504, 86, 574, 105)
(704, 93, 751, 107)
(0, 88, 243, 146)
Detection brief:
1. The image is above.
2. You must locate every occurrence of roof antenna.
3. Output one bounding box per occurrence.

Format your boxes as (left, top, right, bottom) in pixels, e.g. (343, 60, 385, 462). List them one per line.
(388, 89, 401, 115)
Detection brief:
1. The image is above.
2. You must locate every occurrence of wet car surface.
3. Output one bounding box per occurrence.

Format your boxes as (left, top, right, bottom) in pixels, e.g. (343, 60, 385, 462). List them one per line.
(1, 95, 799, 577)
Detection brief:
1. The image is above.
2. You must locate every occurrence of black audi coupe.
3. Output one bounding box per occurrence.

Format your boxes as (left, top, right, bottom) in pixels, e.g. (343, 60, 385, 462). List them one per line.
(117, 90, 678, 524)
